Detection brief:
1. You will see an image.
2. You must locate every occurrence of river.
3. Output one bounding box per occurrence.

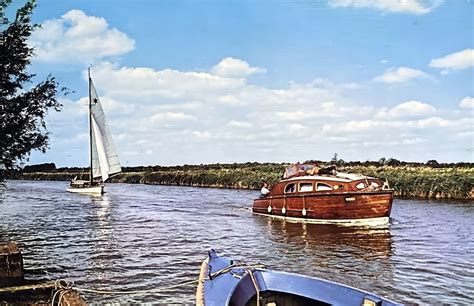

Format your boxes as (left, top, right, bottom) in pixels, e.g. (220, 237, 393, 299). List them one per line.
(0, 180, 473, 304)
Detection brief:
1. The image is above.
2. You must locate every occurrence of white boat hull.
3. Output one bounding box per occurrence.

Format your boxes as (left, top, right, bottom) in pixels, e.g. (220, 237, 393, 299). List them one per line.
(66, 185, 103, 194)
(252, 211, 390, 227)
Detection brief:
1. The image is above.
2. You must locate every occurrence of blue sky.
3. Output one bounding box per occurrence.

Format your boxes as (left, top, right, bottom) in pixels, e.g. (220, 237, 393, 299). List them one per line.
(14, 0, 474, 166)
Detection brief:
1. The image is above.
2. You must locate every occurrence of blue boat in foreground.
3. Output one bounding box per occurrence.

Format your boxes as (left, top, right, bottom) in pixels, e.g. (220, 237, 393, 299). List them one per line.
(197, 250, 400, 306)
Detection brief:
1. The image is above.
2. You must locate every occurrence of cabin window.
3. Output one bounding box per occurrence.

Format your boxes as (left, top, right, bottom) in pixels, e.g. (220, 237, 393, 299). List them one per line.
(316, 183, 332, 191)
(356, 182, 366, 189)
(299, 183, 313, 192)
(370, 182, 379, 188)
(285, 183, 296, 193)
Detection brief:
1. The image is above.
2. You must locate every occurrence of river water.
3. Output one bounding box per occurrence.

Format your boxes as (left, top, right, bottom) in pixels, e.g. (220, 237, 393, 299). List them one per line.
(0, 180, 473, 304)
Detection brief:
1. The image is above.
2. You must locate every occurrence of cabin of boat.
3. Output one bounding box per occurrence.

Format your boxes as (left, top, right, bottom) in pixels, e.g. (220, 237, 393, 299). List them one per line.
(252, 163, 393, 226)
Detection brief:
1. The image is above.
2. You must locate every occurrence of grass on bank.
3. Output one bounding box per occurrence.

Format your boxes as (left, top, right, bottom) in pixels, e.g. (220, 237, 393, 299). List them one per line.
(15, 162, 474, 200)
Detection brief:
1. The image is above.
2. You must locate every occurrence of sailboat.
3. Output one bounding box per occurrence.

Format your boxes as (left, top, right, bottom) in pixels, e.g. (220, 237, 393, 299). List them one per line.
(66, 69, 121, 194)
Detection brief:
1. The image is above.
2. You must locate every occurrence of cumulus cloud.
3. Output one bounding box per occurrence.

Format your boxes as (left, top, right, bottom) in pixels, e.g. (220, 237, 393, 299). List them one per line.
(459, 97, 474, 109)
(38, 57, 473, 165)
(322, 117, 470, 134)
(30, 10, 135, 63)
(90, 62, 246, 102)
(227, 121, 252, 128)
(429, 49, 474, 71)
(376, 100, 437, 118)
(328, 0, 443, 14)
(150, 112, 196, 122)
(211, 57, 266, 78)
(288, 123, 306, 131)
(374, 67, 429, 83)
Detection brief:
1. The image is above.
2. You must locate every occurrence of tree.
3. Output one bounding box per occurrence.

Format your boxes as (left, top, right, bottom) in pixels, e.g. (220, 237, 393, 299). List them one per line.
(330, 153, 344, 166)
(386, 158, 401, 166)
(426, 159, 439, 167)
(22, 162, 56, 173)
(0, 0, 65, 179)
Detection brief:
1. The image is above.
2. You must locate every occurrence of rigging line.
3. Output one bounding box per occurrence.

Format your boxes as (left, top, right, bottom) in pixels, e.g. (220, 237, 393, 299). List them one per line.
(74, 263, 267, 296)
(0, 263, 270, 297)
(210, 263, 267, 279)
(74, 278, 202, 295)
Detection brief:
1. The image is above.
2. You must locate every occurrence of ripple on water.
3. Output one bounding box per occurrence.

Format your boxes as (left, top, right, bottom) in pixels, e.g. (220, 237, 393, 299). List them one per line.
(1, 181, 473, 304)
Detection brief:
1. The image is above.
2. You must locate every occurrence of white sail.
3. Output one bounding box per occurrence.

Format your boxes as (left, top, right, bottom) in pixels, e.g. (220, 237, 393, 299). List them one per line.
(90, 80, 121, 182)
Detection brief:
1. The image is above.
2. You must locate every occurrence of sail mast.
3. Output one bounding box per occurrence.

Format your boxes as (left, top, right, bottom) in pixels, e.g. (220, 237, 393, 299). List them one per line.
(88, 67, 93, 185)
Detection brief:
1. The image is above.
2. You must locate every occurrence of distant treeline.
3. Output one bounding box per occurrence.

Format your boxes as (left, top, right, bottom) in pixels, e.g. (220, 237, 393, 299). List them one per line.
(19, 159, 474, 173)
(11, 160, 474, 200)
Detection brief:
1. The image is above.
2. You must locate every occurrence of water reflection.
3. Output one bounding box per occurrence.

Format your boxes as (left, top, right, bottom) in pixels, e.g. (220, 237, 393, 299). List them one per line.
(252, 216, 397, 299)
(85, 195, 123, 286)
(256, 217, 393, 259)
(2, 181, 472, 304)
(0, 183, 6, 203)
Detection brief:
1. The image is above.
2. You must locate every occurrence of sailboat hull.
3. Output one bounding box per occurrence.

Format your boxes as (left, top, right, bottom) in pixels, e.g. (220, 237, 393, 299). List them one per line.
(66, 185, 103, 194)
(66, 180, 104, 194)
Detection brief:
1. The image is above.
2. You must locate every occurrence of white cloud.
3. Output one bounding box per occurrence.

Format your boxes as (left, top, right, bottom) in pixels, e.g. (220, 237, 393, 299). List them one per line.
(459, 97, 474, 109)
(374, 67, 429, 83)
(150, 112, 196, 122)
(341, 82, 364, 90)
(192, 131, 212, 139)
(227, 121, 252, 128)
(429, 49, 474, 71)
(323, 117, 471, 134)
(288, 123, 306, 131)
(35, 57, 473, 166)
(218, 95, 243, 106)
(377, 100, 437, 118)
(211, 57, 266, 78)
(30, 10, 135, 63)
(356, 138, 426, 147)
(91, 62, 245, 101)
(328, 0, 443, 14)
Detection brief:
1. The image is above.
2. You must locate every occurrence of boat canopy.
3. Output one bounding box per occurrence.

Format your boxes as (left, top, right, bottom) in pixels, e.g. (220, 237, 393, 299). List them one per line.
(283, 163, 339, 179)
(283, 163, 319, 179)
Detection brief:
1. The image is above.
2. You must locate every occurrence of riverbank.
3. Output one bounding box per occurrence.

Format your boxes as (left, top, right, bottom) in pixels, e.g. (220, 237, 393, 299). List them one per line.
(11, 163, 474, 200)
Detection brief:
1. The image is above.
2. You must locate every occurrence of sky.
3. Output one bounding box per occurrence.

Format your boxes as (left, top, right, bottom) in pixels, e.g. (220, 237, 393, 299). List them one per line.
(12, 0, 474, 166)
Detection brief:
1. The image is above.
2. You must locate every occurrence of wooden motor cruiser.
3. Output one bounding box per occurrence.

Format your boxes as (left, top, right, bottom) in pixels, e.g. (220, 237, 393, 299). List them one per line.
(252, 164, 393, 226)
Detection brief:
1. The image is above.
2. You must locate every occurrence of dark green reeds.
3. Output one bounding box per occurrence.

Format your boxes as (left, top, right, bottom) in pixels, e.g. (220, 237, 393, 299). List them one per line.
(16, 163, 474, 200)
(338, 166, 473, 199)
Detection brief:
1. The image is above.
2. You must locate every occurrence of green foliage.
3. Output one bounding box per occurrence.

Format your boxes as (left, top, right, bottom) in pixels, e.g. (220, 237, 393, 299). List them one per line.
(22, 162, 56, 172)
(338, 165, 474, 199)
(0, 0, 65, 177)
(16, 162, 474, 200)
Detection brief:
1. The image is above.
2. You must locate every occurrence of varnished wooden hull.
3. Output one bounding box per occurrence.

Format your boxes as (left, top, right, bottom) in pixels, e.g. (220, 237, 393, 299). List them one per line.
(252, 191, 393, 225)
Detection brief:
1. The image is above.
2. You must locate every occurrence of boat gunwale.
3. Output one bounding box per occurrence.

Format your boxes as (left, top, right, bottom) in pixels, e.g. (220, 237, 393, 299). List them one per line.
(228, 268, 399, 305)
(254, 189, 394, 201)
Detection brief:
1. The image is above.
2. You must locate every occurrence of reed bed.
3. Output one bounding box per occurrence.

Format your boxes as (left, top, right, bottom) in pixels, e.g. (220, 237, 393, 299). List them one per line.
(16, 163, 474, 200)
